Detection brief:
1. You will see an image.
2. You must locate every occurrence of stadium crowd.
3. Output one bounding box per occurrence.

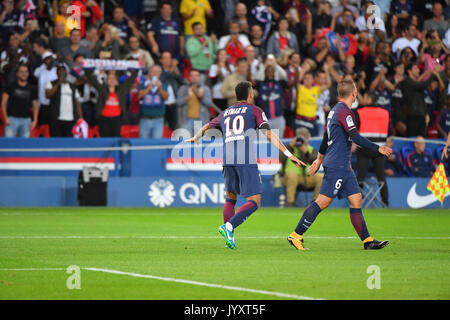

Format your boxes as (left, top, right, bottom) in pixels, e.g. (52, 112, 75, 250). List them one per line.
(0, 0, 449, 179)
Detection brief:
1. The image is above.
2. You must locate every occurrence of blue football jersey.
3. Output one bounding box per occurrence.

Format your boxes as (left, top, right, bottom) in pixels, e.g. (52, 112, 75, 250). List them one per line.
(322, 102, 357, 170)
(209, 102, 269, 167)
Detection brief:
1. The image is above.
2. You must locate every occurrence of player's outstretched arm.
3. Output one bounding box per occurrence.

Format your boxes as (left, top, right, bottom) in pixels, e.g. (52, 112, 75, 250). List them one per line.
(264, 129, 306, 168)
(185, 123, 211, 144)
(350, 129, 393, 157)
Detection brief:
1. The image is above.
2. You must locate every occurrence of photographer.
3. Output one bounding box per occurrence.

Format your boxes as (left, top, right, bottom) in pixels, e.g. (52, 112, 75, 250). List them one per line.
(279, 128, 324, 207)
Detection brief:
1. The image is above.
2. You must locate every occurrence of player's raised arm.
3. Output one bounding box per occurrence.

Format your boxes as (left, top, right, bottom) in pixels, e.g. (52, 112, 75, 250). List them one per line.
(185, 113, 222, 143)
(185, 123, 212, 144)
(264, 128, 306, 168)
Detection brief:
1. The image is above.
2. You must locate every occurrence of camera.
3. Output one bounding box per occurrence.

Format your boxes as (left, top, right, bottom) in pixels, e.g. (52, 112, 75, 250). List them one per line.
(295, 136, 305, 147)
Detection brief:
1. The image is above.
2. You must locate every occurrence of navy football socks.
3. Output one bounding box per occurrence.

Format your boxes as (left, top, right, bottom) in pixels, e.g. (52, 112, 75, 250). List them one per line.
(295, 201, 322, 235)
(228, 200, 258, 230)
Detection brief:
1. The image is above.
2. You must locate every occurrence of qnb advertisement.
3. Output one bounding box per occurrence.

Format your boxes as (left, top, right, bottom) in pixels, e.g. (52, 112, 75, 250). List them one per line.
(106, 176, 449, 209)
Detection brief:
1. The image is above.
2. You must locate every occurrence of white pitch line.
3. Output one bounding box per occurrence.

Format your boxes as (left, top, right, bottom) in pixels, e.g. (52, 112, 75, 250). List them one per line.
(0, 267, 324, 300)
(84, 267, 324, 300)
(0, 268, 65, 271)
(0, 235, 448, 240)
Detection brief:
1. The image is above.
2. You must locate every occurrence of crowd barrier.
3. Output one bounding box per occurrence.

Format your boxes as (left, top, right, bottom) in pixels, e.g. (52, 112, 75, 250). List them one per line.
(0, 137, 448, 208)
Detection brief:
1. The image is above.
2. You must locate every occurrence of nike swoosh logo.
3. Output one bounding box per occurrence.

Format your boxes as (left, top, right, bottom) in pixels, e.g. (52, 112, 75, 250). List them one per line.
(407, 183, 450, 208)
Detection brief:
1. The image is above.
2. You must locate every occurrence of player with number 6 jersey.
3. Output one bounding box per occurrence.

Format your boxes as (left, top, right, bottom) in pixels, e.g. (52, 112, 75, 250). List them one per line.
(287, 80, 393, 251)
(186, 81, 305, 249)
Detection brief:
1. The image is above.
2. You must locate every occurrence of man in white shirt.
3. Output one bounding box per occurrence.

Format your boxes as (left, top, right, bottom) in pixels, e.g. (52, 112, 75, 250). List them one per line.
(392, 24, 421, 60)
(45, 64, 83, 137)
(354, 0, 386, 40)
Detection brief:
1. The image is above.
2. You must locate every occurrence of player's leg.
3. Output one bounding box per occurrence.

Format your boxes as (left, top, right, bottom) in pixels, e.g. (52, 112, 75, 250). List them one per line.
(347, 192, 389, 250)
(223, 191, 237, 223)
(219, 166, 262, 249)
(287, 193, 333, 250)
(226, 166, 262, 231)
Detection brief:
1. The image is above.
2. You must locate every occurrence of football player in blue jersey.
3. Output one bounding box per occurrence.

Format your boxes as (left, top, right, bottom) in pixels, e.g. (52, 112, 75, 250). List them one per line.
(287, 79, 393, 250)
(186, 81, 305, 249)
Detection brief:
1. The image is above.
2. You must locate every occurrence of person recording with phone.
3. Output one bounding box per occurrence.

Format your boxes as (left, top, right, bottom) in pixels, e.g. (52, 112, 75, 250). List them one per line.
(278, 127, 324, 207)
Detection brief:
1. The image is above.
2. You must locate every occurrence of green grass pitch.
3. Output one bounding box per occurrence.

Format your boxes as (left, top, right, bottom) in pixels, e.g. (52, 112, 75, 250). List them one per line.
(0, 207, 449, 300)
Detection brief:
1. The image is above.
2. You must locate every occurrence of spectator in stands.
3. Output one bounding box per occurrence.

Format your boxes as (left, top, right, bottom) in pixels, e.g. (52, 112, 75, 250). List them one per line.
(253, 53, 288, 82)
(406, 136, 435, 177)
(255, 64, 286, 137)
(279, 127, 324, 206)
(137, 65, 168, 139)
(179, 0, 213, 36)
(384, 136, 404, 177)
(419, 30, 448, 81)
(34, 51, 57, 128)
(85, 68, 138, 137)
(386, 62, 407, 136)
(146, 1, 184, 60)
(80, 25, 99, 51)
(218, 19, 250, 66)
(0, 0, 23, 44)
(177, 69, 212, 135)
(125, 35, 154, 69)
(295, 61, 331, 137)
(1, 64, 38, 138)
(311, 0, 331, 30)
(423, 2, 450, 39)
(284, 52, 301, 131)
(108, 6, 140, 41)
(266, 17, 299, 60)
(0, 33, 30, 85)
(221, 57, 251, 107)
(232, 2, 251, 35)
(315, 68, 331, 137)
(331, 8, 358, 35)
(186, 22, 218, 75)
(45, 63, 83, 137)
(436, 95, 450, 138)
(71, 54, 97, 128)
(390, 0, 413, 25)
(251, 0, 280, 41)
(70, 0, 102, 37)
(52, 0, 78, 37)
(60, 28, 91, 68)
(392, 23, 421, 60)
(286, 5, 312, 56)
(49, 19, 70, 56)
(160, 51, 186, 131)
(244, 45, 262, 78)
(354, 0, 386, 40)
(209, 48, 234, 111)
(93, 23, 129, 59)
(385, 13, 401, 43)
(402, 63, 441, 137)
(19, 17, 44, 44)
(330, 0, 359, 18)
(249, 23, 266, 59)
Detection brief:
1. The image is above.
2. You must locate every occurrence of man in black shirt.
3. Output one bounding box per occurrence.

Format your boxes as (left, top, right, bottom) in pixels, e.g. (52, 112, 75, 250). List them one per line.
(1, 64, 38, 138)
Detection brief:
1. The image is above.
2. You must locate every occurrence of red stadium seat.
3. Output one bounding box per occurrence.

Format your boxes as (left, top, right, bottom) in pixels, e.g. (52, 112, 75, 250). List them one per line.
(284, 126, 294, 138)
(88, 125, 100, 138)
(30, 124, 50, 138)
(121, 125, 139, 138)
(162, 126, 172, 138)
